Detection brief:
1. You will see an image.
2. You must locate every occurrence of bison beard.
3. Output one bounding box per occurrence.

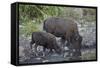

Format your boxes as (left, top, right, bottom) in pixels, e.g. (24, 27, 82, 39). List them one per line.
(30, 32, 63, 57)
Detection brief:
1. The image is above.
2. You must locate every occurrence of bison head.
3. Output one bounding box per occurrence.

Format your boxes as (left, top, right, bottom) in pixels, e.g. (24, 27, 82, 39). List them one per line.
(70, 35, 83, 57)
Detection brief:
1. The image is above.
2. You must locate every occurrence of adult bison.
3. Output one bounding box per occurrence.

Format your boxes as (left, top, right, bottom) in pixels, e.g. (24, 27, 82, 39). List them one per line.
(43, 17, 82, 58)
(30, 32, 63, 57)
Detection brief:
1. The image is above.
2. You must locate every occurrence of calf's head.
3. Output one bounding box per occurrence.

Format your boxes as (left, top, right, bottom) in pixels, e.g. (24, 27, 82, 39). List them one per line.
(53, 40, 64, 55)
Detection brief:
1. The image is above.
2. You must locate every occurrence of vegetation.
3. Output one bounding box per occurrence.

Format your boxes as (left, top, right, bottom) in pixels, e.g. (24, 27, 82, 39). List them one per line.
(19, 4, 96, 37)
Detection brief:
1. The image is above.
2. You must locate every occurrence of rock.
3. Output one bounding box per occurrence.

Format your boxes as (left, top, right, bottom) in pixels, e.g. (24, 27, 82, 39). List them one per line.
(78, 21, 96, 47)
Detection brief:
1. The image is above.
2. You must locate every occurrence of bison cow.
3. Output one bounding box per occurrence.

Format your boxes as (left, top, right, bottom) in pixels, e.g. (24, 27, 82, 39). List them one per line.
(30, 32, 63, 57)
(43, 17, 82, 58)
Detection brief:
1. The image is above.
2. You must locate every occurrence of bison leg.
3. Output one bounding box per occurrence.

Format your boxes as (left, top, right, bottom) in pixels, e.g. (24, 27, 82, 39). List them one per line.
(30, 40, 35, 49)
(66, 42, 74, 57)
(46, 49, 53, 57)
(42, 47, 47, 57)
(30, 41, 33, 49)
(34, 44, 39, 57)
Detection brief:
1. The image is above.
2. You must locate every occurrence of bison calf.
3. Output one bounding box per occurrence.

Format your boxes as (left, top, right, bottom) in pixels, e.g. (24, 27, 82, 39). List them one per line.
(30, 32, 63, 56)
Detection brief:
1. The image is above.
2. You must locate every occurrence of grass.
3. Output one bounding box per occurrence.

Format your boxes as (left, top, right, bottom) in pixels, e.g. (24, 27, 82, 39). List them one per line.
(81, 49, 96, 60)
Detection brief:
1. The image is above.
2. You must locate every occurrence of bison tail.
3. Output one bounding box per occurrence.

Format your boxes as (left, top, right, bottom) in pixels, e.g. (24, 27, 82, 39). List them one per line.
(43, 19, 47, 31)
